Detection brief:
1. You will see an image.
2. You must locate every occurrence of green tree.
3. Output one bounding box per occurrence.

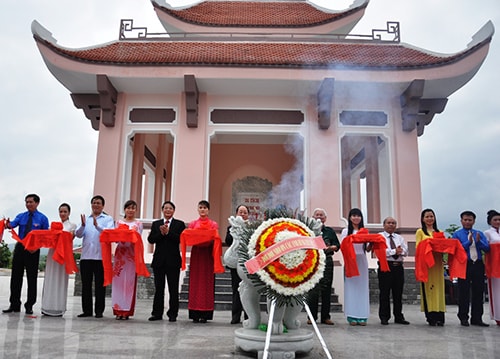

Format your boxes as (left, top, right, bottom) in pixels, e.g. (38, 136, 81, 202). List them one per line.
(0, 242, 11, 268)
(443, 224, 461, 274)
(38, 254, 47, 272)
(445, 224, 460, 238)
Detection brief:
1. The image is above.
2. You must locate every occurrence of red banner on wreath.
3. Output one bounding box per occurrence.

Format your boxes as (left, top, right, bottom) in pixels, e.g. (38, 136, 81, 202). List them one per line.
(245, 236, 326, 274)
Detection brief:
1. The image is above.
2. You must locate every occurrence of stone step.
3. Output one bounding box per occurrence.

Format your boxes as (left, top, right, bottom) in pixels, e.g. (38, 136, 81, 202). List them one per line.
(180, 268, 343, 312)
(74, 266, 423, 307)
(180, 288, 340, 301)
(178, 299, 344, 312)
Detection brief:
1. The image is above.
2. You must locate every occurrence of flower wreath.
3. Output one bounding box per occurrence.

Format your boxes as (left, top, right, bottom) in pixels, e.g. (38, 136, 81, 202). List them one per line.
(238, 209, 325, 307)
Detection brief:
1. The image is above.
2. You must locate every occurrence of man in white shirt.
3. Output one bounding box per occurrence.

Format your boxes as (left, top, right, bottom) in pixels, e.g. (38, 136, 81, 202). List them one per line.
(378, 217, 409, 325)
(75, 195, 114, 318)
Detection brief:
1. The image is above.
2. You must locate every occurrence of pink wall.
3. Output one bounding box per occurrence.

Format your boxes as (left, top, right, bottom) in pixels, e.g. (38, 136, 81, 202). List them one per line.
(209, 143, 295, 229)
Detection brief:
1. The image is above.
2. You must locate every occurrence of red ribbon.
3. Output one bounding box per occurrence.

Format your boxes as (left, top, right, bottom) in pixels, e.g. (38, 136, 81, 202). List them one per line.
(180, 228, 225, 274)
(340, 228, 389, 277)
(99, 224, 150, 286)
(10, 222, 78, 274)
(485, 243, 500, 278)
(245, 236, 326, 274)
(0, 219, 5, 241)
(414, 232, 467, 282)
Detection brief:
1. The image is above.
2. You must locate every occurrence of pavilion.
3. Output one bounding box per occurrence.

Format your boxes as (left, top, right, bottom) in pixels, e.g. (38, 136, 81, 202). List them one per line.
(32, 0, 493, 279)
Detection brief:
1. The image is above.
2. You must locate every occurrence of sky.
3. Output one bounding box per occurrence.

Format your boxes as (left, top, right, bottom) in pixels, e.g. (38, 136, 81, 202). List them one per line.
(1, 0, 499, 237)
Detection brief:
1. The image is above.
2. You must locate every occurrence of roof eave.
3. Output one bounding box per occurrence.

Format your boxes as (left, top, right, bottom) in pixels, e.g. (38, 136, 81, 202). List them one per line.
(31, 20, 493, 101)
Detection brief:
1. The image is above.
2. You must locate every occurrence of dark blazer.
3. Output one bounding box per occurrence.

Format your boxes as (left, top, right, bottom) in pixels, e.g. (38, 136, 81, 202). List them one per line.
(322, 226, 340, 255)
(148, 217, 186, 268)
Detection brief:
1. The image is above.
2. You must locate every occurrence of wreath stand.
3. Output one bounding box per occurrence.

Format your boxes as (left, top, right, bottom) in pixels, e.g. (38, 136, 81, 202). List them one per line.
(234, 300, 333, 359)
(262, 301, 332, 359)
(233, 215, 334, 358)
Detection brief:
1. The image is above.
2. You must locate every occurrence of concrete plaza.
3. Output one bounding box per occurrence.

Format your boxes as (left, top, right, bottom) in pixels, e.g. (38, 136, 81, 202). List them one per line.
(0, 273, 498, 359)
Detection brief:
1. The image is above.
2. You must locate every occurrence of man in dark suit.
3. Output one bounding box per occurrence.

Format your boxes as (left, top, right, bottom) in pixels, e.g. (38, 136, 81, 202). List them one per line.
(147, 201, 186, 322)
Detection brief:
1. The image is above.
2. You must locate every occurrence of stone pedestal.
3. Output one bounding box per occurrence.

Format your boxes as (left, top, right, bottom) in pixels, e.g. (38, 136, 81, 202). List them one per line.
(234, 328, 313, 358)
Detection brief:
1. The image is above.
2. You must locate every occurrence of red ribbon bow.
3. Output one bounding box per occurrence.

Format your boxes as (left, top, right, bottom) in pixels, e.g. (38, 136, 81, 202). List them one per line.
(415, 231, 467, 282)
(99, 224, 150, 286)
(340, 228, 389, 277)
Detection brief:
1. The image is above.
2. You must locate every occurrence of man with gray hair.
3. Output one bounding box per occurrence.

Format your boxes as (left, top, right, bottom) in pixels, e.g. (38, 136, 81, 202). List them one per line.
(306, 208, 340, 325)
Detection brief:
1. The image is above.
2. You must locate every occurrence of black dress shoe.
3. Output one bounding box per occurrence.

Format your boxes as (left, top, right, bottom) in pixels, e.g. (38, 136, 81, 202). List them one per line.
(460, 320, 470, 327)
(77, 313, 92, 318)
(381, 320, 389, 325)
(2, 307, 20, 313)
(168, 317, 176, 322)
(395, 319, 410, 325)
(95, 313, 103, 318)
(149, 316, 162, 321)
(25, 308, 33, 315)
(471, 321, 489, 327)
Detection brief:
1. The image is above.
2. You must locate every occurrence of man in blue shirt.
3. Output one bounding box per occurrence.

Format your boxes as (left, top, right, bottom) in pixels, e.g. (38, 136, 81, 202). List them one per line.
(453, 210, 490, 327)
(75, 195, 114, 318)
(3, 194, 49, 315)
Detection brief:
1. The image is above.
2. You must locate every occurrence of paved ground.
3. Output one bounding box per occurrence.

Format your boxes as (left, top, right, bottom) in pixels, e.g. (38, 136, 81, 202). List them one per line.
(0, 274, 498, 358)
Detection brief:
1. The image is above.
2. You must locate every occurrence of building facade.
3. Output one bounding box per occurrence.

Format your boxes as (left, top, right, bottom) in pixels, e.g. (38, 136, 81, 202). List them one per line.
(32, 0, 493, 283)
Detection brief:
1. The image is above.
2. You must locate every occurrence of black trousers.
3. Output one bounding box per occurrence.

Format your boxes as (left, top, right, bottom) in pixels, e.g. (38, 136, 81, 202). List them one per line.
(378, 262, 405, 322)
(151, 265, 180, 319)
(9, 243, 40, 310)
(307, 259, 333, 321)
(229, 267, 246, 323)
(79, 259, 105, 316)
(457, 260, 485, 323)
(421, 283, 445, 324)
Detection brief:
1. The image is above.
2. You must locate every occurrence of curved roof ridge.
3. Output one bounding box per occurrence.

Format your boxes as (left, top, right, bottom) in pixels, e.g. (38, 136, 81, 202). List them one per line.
(31, 20, 57, 44)
(306, 0, 370, 14)
(152, 0, 203, 11)
(397, 20, 495, 59)
(31, 20, 118, 52)
(468, 20, 495, 48)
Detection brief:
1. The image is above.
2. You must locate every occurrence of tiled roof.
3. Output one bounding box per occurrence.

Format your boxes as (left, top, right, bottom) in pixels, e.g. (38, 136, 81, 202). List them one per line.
(35, 37, 489, 70)
(153, 1, 366, 28)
